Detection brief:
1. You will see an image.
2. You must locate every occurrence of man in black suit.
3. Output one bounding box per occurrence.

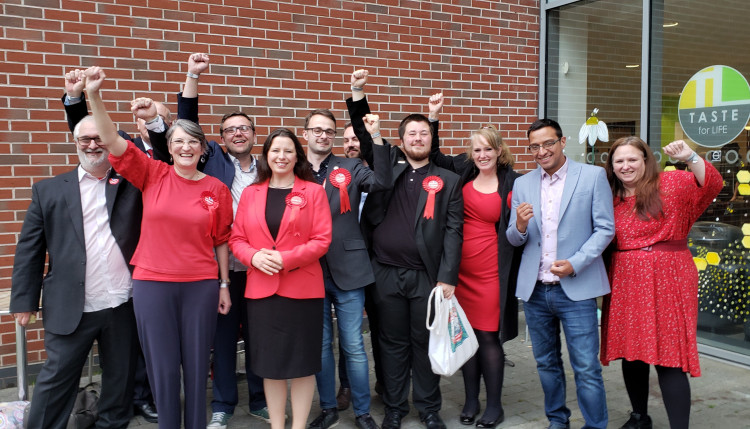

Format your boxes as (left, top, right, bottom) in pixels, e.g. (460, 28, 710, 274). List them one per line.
(10, 114, 142, 429)
(346, 70, 464, 429)
(61, 69, 161, 422)
(304, 107, 390, 429)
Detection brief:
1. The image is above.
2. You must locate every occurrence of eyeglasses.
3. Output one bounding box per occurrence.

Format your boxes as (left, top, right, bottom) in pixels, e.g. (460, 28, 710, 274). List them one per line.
(305, 127, 337, 138)
(222, 125, 254, 135)
(528, 138, 561, 153)
(76, 136, 102, 146)
(171, 138, 202, 148)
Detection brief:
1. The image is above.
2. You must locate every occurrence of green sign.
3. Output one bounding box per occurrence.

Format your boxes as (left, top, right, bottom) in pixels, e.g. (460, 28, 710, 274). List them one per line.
(678, 65, 750, 148)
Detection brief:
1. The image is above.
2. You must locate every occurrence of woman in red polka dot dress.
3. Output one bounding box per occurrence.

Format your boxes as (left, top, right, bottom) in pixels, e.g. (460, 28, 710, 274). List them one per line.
(602, 137, 722, 429)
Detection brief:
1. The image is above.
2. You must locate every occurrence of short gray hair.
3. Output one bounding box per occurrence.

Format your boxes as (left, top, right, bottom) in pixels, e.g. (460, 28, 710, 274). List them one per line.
(73, 116, 96, 140)
(166, 119, 208, 153)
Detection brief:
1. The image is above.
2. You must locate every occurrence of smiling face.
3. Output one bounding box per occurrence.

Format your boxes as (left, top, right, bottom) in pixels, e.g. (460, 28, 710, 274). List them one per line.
(76, 119, 110, 173)
(168, 127, 203, 170)
(220, 115, 256, 158)
(303, 114, 336, 157)
(471, 135, 499, 172)
(611, 144, 646, 191)
(343, 126, 361, 159)
(267, 136, 297, 178)
(401, 120, 431, 162)
(528, 126, 566, 175)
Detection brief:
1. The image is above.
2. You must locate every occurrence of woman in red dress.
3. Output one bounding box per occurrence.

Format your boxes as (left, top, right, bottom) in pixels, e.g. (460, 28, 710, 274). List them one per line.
(602, 137, 722, 429)
(430, 110, 522, 428)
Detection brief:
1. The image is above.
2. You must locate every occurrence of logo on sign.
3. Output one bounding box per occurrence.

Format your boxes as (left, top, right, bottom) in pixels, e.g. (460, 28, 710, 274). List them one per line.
(678, 65, 750, 148)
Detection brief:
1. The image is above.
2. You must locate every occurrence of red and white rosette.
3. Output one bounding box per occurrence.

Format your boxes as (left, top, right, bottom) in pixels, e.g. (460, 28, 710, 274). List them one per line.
(329, 168, 352, 214)
(200, 191, 220, 237)
(422, 176, 444, 219)
(285, 191, 307, 237)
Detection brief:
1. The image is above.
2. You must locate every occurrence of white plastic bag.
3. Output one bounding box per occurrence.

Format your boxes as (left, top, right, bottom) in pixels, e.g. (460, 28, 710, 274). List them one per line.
(425, 286, 479, 376)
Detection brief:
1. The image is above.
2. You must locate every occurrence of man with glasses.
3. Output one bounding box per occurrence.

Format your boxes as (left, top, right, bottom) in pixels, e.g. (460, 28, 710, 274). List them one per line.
(11, 115, 142, 429)
(303, 108, 390, 429)
(506, 119, 614, 429)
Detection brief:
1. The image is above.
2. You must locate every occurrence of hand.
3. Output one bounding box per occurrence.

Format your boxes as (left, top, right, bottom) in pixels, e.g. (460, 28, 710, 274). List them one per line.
(428, 93, 444, 120)
(550, 260, 574, 278)
(351, 69, 369, 88)
(130, 97, 158, 122)
(515, 202, 534, 233)
(437, 282, 455, 299)
(12, 312, 36, 327)
(65, 69, 85, 98)
(188, 53, 210, 76)
(251, 248, 283, 275)
(363, 114, 380, 135)
(218, 287, 231, 315)
(83, 66, 106, 94)
(663, 140, 694, 162)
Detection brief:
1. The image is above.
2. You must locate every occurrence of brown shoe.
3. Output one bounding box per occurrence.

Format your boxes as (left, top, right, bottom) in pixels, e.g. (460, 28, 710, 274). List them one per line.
(336, 386, 351, 411)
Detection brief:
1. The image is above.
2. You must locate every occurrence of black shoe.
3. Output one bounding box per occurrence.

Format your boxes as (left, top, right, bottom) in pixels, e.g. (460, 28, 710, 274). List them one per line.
(476, 410, 504, 428)
(381, 410, 402, 429)
(355, 413, 380, 429)
(133, 402, 158, 423)
(459, 407, 479, 425)
(374, 381, 384, 396)
(336, 386, 351, 411)
(420, 412, 447, 429)
(620, 412, 653, 429)
(308, 408, 339, 429)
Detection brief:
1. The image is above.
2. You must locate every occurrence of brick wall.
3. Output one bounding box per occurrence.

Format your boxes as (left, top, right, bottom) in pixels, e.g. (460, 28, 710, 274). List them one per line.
(0, 0, 540, 374)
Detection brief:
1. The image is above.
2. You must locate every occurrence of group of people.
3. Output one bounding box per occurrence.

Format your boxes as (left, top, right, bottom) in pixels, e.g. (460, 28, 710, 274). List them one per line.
(9, 53, 721, 429)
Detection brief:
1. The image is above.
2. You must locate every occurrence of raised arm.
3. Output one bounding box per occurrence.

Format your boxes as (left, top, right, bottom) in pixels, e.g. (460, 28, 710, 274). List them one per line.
(84, 67, 129, 157)
(179, 53, 209, 123)
(62, 69, 87, 135)
(348, 70, 377, 166)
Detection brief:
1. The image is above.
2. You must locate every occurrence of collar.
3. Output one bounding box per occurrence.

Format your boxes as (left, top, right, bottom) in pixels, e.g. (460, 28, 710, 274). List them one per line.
(542, 158, 569, 182)
(228, 153, 257, 173)
(78, 165, 111, 182)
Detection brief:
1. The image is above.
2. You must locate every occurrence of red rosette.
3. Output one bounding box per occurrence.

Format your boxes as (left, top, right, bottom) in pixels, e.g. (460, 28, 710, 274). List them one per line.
(285, 191, 307, 237)
(200, 191, 220, 237)
(329, 168, 352, 214)
(506, 191, 512, 211)
(422, 176, 444, 219)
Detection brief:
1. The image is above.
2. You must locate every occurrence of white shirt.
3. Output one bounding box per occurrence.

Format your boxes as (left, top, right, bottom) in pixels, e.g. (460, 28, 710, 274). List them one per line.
(537, 159, 569, 283)
(228, 154, 258, 271)
(77, 166, 132, 312)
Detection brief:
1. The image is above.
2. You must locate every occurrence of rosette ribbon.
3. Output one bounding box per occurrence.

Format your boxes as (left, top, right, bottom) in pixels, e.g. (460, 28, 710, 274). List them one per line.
(285, 192, 307, 237)
(422, 176, 444, 219)
(200, 191, 219, 237)
(329, 168, 352, 214)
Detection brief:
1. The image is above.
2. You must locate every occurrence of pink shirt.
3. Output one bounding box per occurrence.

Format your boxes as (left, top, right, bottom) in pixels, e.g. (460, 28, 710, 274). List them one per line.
(538, 159, 569, 283)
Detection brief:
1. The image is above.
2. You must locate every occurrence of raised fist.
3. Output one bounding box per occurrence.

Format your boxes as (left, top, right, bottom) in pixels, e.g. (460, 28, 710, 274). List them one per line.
(188, 53, 210, 76)
(131, 97, 158, 122)
(663, 140, 694, 162)
(428, 93, 444, 119)
(84, 66, 106, 94)
(351, 69, 369, 88)
(65, 69, 85, 98)
(363, 113, 380, 136)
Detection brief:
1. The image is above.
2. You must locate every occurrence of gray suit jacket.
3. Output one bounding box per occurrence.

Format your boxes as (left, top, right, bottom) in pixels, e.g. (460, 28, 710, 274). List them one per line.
(506, 159, 614, 302)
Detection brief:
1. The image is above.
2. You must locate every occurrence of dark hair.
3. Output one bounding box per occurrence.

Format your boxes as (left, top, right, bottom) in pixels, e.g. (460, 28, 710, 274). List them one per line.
(344, 121, 353, 129)
(256, 128, 316, 183)
(166, 119, 208, 153)
(605, 136, 663, 220)
(398, 113, 431, 141)
(304, 109, 336, 128)
(527, 118, 563, 139)
(219, 112, 255, 133)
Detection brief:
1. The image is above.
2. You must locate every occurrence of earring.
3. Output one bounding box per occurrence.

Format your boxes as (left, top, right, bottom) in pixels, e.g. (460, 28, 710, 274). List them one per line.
(169, 155, 173, 163)
(200, 155, 206, 164)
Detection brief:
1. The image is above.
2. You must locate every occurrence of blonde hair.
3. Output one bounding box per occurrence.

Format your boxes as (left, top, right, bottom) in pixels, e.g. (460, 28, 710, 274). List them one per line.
(465, 125, 513, 167)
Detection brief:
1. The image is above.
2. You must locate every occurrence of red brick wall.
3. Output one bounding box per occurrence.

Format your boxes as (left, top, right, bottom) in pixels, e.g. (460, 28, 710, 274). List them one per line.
(0, 0, 540, 370)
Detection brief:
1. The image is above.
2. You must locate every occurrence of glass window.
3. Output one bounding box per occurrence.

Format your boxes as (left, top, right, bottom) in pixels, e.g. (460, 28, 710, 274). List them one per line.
(545, 0, 643, 166)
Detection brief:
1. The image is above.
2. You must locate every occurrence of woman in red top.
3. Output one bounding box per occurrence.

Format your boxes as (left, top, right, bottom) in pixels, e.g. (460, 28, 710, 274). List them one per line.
(603, 137, 722, 429)
(86, 67, 233, 429)
(230, 128, 332, 429)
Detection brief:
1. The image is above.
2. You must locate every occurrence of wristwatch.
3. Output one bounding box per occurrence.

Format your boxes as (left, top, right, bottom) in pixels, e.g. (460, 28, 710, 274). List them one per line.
(219, 279, 231, 289)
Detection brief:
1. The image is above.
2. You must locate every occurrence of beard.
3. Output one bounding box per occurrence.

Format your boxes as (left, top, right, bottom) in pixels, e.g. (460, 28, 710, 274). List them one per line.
(402, 144, 429, 162)
(78, 148, 110, 172)
(344, 146, 361, 159)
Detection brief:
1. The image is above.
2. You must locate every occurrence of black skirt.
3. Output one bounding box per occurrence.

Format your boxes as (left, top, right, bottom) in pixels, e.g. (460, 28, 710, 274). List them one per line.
(246, 294, 323, 379)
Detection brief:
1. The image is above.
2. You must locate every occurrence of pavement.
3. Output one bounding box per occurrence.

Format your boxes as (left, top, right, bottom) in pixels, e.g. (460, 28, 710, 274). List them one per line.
(2, 311, 749, 428)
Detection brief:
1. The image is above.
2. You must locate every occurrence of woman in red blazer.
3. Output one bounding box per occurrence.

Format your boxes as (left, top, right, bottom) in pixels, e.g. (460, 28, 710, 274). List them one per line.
(230, 128, 332, 429)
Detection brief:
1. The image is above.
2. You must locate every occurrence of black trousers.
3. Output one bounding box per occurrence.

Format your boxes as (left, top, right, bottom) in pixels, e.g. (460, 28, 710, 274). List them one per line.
(27, 300, 138, 429)
(372, 259, 441, 416)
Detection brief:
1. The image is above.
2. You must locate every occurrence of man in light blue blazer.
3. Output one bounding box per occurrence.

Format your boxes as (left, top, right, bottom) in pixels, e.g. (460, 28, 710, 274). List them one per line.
(506, 119, 614, 429)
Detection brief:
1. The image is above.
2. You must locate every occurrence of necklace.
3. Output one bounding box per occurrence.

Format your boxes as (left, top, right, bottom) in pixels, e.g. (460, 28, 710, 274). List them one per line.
(269, 178, 295, 189)
(174, 167, 202, 181)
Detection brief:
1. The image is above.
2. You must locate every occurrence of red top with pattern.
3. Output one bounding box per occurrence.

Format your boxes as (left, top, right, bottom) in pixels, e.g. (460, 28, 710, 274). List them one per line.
(109, 141, 233, 282)
(601, 160, 723, 376)
(455, 182, 501, 331)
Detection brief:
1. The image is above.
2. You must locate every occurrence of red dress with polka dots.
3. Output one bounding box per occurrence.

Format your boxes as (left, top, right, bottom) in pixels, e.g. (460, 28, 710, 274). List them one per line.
(455, 182, 501, 332)
(601, 160, 722, 376)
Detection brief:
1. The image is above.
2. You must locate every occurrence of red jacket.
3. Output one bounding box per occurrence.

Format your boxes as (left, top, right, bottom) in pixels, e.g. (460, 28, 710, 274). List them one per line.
(230, 179, 332, 299)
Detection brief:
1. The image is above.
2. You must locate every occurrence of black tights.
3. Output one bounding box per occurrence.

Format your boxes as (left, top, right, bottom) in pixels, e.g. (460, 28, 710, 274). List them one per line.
(621, 359, 691, 429)
(460, 329, 505, 422)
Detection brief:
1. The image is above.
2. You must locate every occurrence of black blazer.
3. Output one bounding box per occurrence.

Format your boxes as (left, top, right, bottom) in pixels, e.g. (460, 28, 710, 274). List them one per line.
(10, 169, 143, 335)
(347, 96, 464, 287)
(429, 126, 522, 342)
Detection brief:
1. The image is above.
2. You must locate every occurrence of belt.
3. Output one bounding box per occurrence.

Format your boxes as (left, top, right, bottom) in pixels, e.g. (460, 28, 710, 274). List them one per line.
(538, 281, 560, 286)
(618, 238, 688, 252)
